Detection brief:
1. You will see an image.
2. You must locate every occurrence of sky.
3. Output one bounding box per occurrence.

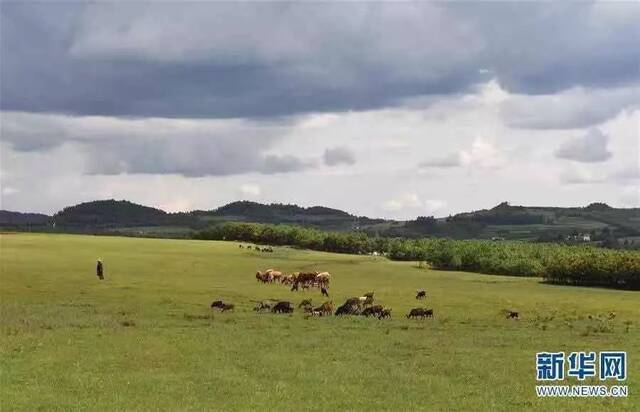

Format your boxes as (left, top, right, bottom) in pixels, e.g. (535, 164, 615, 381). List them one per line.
(1, 1, 638, 219)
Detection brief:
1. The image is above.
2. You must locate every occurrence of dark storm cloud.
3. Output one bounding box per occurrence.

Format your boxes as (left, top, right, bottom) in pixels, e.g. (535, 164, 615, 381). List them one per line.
(2, 2, 638, 119)
(501, 86, 640, 130)
(451, 2, 640, 94)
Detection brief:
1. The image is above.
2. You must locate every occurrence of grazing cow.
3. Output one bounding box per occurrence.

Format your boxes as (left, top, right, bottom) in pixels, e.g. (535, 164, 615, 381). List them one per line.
(210, 300, 225, 309)
(378, 308, 392, 319)
(247, 245, 252, 250)
(361, 305, 384, 317)
(239, 245, 243, 249)
(270, 271, 283, 282)
(315, 301, 333, 316)
(407, 308, 433, 319)
(321, 287, 329, 297)
(359, 295, 374, 307)
(315, 272, 331, 288)
(293, 271, 325, 290)
(506, 310, 519, 319)
(256, 269, 279, 283)
(256, 272, 270, 283)
(253, 300, 277, 312)
(272, 301, 294, 314)
(416, 289, 426, 300)
(335, 299, 361, 316)
(220, 303, 235, 312)
(345, 297, 361, 306)
(296, 272, 317, 285)
(335, 303, 353, 316)
(298, 299, 313, 309)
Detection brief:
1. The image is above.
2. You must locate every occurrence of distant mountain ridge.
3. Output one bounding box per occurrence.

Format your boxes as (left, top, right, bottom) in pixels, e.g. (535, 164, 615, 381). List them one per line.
(0, 210, 50, 226)
(1, 199, 638, 245)
(196, 200, 354, 219)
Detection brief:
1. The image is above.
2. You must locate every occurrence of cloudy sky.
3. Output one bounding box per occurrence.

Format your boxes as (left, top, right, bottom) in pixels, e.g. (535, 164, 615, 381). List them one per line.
(1, 1, 638, 219)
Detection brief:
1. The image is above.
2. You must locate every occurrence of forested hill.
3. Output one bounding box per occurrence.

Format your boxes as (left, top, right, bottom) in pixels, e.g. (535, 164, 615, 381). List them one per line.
(53, 200, 170, 227)
(1, 199, 638, 247)
(211, 201, 352, 218)
(397, 202, 640, 245)
(193, 200, 382, 229)
(0, 210, 50, 226)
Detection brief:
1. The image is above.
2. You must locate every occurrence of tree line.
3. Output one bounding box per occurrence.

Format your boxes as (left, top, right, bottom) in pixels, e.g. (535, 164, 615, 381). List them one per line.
(193, 222, 640, 290)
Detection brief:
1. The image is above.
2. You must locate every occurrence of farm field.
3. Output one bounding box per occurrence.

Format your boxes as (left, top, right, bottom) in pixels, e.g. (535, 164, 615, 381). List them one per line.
(1, 233, 638, 411)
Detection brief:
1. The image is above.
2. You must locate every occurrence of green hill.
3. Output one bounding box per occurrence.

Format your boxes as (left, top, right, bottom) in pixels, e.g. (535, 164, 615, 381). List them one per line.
(394, 202, 640, 245)
(2, 200, 638, 247)
(0, 210, 50, 227)
(53, 200, 170, 227)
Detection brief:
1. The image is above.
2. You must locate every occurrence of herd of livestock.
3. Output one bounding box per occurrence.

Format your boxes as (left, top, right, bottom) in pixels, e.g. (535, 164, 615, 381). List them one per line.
(211, 266, 445, 320)
(209, 245, 522, 320)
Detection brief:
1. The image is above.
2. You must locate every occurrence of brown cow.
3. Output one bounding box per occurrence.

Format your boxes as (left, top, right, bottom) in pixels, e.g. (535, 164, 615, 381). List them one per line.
(270, 271, 283, 282)
(315, 301, 333, 316)
(315, 272, 331, 287)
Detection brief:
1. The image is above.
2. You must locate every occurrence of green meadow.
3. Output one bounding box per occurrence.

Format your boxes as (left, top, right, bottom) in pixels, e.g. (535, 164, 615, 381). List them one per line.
(1, 233, 638, 411)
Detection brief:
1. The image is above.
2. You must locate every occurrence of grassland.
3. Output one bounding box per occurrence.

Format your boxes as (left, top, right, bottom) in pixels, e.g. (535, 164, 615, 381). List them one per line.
(1, 233, 638, 411)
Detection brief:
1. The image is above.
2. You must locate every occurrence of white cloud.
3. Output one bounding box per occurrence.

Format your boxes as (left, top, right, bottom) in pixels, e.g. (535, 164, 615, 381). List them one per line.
(383, 193, 422, 212)
(460, 137, 504, 170)
(2, 79, 638, 217)
(1, 186, 18, 196)
(559, 165, 606, 185)
(419, 153, 461, 168)
(239, 184, 262, 198)
(424, 199, 447, 215)
(618, 186, 640, 207)
(383, 193, 446, 217)
(609, 165, 640, 182)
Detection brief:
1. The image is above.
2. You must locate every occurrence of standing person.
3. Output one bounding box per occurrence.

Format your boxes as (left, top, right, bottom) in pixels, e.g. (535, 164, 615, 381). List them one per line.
(96, 259, 104, 280)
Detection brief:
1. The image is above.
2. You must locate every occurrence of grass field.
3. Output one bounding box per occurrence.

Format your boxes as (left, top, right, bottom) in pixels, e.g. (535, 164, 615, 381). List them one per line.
(1, 233, 638, 411)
